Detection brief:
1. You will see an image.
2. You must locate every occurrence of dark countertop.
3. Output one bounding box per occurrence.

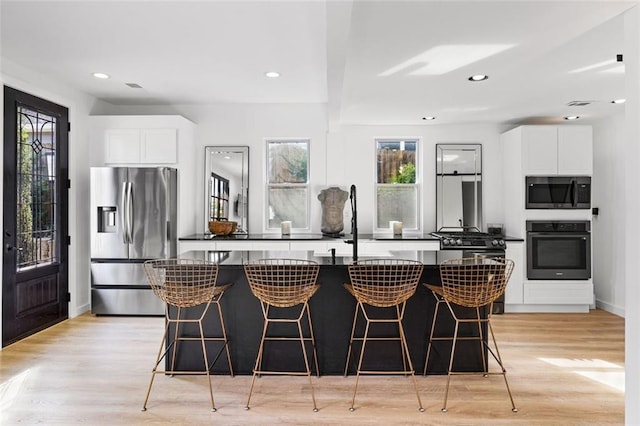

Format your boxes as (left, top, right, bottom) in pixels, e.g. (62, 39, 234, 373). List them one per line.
(180, 233, 334, 241)
(180, 250, 438, 266)
(179, 233, 523, 242)
(179, 233, 440, 241)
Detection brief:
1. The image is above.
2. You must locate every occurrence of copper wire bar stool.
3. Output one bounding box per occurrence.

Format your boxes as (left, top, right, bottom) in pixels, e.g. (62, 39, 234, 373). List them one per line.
(344, 259, 424, 412)
(243, 258, 320, 411)
(141, 258, 233, 412)
(424, 257, 516, 412)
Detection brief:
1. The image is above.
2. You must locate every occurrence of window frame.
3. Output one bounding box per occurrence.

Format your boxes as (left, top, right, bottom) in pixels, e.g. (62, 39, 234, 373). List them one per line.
(373, 137, 421, 233)
(265, 138, 311, 232)
(209, 172, 230, 221)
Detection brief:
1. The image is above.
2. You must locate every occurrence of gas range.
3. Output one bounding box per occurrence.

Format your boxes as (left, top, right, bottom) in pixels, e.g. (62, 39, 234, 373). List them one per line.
(431, 230, 506, 250)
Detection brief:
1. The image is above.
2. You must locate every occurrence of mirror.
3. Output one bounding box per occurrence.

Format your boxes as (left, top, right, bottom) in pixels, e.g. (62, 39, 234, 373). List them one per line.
(205, 146, 249, 234)
(436, 144, 482, 231)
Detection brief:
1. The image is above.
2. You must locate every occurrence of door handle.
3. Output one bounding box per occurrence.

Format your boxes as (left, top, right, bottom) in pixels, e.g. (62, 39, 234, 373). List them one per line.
(126, 182, 133, 244)
(5, 244, 22, 252)
(121, 182, 129, 244)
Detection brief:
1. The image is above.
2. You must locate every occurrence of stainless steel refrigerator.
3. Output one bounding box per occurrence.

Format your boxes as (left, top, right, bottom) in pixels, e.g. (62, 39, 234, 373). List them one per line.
(90, 167, 178, 315)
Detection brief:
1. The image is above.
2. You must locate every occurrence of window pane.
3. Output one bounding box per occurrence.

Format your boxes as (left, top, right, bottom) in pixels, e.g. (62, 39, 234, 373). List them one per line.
(16, 107, 57, 269)
(268, 141, 308, 184)
(268, 186, 308, 228)
(376, 185, 418, 229)
(377, 140, 417, 184)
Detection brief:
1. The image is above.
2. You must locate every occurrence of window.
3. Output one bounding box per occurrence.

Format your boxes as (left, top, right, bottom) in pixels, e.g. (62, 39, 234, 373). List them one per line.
(376, 139, 419, 230)
(266, 139, 309, 229)
(209, 172, 229, 221)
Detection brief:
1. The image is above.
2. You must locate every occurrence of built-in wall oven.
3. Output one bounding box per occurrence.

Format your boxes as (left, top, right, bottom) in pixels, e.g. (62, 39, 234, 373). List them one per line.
(526, 220, 591, 280)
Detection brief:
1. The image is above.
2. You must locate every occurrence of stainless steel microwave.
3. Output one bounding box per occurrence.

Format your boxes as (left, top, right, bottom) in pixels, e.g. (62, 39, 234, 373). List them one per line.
(525, 176, 591, 209)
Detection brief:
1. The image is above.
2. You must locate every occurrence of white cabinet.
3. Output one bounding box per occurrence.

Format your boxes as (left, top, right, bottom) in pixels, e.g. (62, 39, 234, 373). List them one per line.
(522, 126, 593, 176)
(104, 128, 177, 164)
(104, 129, 140, 163)
(523, 281, 594, 305)
(504, 242, 524, 305)
(523, 126, 558, 175)
(557, 126, 593, 175)
(522, 125, 592, 175)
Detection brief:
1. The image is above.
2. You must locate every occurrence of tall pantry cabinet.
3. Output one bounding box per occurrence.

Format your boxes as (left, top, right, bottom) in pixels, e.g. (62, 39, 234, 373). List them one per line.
(501, 125, 594, 313)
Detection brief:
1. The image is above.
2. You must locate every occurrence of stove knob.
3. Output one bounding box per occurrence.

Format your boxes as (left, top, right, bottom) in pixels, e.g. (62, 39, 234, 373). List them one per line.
(443, 238, 450, 245)
(456, 239, 462, 245)
(499, 240, 506, 246)
(492, 239, 498, 246)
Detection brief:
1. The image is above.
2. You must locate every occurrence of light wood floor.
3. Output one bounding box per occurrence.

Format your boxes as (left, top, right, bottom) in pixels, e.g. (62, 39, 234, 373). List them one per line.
(0, 309, 624, 425)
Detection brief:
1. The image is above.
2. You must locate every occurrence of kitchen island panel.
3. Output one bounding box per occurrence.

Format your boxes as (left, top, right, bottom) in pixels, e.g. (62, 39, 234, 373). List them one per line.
(169, 259, 486, 375)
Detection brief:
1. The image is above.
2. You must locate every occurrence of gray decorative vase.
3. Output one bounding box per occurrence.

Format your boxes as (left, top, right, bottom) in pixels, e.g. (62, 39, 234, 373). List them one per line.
(318, 187, 349, 236)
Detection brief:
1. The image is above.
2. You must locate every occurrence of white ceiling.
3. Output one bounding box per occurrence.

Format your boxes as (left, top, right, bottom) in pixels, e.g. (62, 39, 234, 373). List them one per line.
(0, 0, 635, 126)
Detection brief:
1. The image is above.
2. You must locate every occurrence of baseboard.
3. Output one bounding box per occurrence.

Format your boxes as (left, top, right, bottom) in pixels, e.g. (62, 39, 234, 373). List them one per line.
(70, 303, 91, 318)
(595, 299, 625, 317)
(505, 304, 590, 313)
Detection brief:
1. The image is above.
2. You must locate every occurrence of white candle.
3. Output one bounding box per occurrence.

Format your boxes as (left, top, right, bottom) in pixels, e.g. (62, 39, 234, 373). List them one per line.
(281, 221, 292, 235)
(393, 221, 403, 235)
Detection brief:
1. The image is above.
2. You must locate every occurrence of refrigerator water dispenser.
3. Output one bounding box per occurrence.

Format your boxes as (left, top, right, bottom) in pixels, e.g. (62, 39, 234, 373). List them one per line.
(97, 206, 117, 233)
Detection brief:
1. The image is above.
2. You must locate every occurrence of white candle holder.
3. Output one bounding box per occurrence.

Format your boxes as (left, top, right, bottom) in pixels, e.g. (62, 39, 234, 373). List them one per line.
(281, 221, 292, 235)
(391, 221, 403, 235)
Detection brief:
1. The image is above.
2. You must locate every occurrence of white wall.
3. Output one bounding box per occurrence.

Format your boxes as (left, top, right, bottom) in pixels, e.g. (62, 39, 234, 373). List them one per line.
(1, 59, 110, 326)
(625, 6, 640, 423)
(592, 114, 626, 316)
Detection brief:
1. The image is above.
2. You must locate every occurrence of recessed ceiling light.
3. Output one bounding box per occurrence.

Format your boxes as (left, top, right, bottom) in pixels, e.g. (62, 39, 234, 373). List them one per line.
(92, 72, 110, 79)
(223, 156, 231, 160)
(611, 98, 626, 104)
(564, 116, 580, 120)
(422, 116, 436, 121)
(264, 71, 280, 78)
(468, 74, 488, 81)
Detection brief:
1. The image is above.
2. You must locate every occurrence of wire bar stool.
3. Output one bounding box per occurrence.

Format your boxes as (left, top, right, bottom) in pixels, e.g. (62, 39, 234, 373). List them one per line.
(243, 259, 320, 411)
(424, 257, 516, 412)
(141, 258, 232, 412)
(344, 259, 424, 412)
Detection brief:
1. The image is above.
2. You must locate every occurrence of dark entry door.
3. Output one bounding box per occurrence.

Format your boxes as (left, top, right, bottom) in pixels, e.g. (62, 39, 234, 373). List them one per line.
(2, 86, 69, 347)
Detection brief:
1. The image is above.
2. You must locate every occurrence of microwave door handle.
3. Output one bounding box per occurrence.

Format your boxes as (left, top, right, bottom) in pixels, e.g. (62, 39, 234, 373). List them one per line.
(571, 180, 577, 207)
(529, 232, 589, 236)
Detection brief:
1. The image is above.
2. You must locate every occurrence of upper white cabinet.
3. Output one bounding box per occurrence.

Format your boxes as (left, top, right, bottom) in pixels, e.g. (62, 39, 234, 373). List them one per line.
(522, 126, 558, 175)
(140, 128, 178, 164)
(104, 129, 141, 163)
(522, 125, 592, 175)
(104, 127, 177, 164)
(91, 115, 194, 166)
(557, 126, 593, 175)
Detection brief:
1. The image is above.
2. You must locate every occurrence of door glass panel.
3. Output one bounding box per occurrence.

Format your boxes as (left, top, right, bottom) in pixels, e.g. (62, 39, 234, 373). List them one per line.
(16, 106, 57, 270)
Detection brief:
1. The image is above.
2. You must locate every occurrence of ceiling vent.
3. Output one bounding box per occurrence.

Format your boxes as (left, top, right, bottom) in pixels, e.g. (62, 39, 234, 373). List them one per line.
(567, 101, 592, 107)
(125, 83, 143, 89)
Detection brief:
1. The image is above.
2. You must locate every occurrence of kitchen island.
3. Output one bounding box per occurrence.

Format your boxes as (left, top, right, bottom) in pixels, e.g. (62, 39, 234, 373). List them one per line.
(169, 250, 490, 376)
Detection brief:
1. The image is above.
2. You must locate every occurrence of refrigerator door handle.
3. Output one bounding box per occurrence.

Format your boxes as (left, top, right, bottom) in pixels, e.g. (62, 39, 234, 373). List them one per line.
(126, 182, 134, 244)
(120, 182, 129, 244)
